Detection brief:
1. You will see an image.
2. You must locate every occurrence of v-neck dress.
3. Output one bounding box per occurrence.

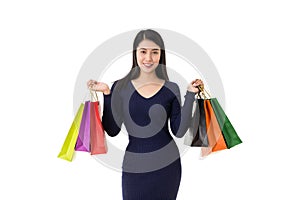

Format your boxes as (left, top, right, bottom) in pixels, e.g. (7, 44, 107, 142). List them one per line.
(102, 80, 195, 200)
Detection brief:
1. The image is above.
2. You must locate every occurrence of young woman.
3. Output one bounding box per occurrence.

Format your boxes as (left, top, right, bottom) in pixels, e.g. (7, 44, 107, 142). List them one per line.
(88, 29, 203, 200)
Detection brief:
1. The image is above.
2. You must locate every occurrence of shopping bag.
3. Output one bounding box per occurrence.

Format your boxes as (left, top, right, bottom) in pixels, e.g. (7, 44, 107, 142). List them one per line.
(58, 103, 85, 161)
(210, 98, 242, 148)
(199, 85, 242, 156)
(90, 91, 107, 155)
(204, 99, 227, 152)
(186, 98, 209, 147)
(75, 101, 91, 152)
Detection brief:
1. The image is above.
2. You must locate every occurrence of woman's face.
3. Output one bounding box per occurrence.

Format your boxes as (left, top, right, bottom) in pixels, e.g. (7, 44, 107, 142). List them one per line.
(136, 39, 161, 74)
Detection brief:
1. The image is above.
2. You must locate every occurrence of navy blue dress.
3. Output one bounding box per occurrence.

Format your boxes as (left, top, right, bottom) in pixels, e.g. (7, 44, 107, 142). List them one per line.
(102, 80, 195, 200)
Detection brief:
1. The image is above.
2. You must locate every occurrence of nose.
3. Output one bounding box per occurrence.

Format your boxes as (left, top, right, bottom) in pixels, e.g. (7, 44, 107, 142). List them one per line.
(145, 52, 152, 61)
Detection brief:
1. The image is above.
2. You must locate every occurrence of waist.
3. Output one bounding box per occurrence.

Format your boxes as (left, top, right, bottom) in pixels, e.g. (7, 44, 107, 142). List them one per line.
(122, 143, 181, 173)
(126, 134, 175, 153)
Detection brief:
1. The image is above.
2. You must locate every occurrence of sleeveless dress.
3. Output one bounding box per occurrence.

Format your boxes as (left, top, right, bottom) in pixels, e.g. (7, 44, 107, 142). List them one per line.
(102, 80, 195, 200)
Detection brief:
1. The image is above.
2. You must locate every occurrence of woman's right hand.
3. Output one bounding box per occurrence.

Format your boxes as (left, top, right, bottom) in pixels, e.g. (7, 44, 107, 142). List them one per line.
(87, 79, 110, 95)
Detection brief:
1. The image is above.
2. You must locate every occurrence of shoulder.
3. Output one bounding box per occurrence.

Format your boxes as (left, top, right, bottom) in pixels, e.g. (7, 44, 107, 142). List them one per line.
(110, 79, 131, 97)
(164, 80, 180, 96)
(165, 80, 179, 90)
(107, 80, 120, 95)
(111, 79, 123, 90)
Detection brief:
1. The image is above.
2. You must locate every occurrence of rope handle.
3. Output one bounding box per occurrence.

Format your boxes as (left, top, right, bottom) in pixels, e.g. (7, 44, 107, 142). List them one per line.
(196, 85, 211, 99)
(90, 89, 99, 102)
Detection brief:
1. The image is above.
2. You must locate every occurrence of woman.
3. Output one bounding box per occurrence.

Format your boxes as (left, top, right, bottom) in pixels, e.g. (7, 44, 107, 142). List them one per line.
(88, 29, 203, 200)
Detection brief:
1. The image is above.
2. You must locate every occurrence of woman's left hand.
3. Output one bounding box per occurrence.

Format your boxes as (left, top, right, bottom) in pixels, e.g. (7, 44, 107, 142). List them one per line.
(187, 79, 204, 93)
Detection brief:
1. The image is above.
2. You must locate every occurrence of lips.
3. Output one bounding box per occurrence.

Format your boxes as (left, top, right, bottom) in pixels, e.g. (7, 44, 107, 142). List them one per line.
(143, 63, 153, 68)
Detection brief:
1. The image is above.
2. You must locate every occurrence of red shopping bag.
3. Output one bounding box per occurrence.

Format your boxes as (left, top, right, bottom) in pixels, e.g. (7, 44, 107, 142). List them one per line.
(90, 92, 107, 155)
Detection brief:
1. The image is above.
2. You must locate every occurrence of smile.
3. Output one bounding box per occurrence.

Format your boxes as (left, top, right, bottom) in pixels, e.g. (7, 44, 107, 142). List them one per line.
(143, 63, 154, 68)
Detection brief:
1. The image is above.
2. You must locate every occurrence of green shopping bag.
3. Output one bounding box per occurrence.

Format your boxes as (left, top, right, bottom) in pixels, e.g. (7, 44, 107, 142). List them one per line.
(209, 98, 242, 148)
(197, 85, 242, 150)
(58, 103, 85, 161)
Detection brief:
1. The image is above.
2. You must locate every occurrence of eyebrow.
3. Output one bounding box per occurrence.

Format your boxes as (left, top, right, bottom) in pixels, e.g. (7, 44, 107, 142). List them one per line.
(138, 48, 160, 51)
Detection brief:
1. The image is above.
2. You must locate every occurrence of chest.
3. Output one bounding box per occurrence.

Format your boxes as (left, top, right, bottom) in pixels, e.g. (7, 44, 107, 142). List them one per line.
(122, 89, 173, 126)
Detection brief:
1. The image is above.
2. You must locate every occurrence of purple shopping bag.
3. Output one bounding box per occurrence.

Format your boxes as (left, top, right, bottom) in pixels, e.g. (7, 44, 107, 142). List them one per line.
(75, 101, 90, 152)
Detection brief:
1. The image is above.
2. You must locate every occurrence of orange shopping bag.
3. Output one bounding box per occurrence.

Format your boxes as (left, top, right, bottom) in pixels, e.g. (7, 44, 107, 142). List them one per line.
(200, 86, 227, 157)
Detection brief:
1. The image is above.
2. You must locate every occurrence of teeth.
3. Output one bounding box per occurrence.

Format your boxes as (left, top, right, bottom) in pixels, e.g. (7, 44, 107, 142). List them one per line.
(144, 63, 153, 67)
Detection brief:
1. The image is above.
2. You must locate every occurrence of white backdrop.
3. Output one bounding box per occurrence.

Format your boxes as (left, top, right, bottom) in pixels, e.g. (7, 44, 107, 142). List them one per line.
(1, 0, 299, 199)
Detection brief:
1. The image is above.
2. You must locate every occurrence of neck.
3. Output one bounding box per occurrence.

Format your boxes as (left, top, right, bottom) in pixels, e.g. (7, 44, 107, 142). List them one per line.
(137, 70, 160, 82)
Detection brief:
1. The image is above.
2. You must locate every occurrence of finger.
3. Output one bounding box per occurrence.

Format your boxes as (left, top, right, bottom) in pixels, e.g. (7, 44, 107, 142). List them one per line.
(195, 81, 202, 86)
(90, 84, 96, 90)
(87, 80, 94, 86)
(88, 82, 95, 88)
(192, 79, 198, 85)
(195, 79, 203, 85)
(89, 79, 97, 84)
(192, 79, 200, 86)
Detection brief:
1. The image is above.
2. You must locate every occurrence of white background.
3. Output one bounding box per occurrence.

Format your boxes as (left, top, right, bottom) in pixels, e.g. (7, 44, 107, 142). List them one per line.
(1, 0, 299, 199)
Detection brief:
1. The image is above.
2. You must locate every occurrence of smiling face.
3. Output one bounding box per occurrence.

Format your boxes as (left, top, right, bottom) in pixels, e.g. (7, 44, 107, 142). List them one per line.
(136, 39, 161, 74)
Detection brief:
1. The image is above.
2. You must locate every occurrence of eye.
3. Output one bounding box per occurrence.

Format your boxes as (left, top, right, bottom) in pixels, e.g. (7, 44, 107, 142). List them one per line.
(140, 50, 146, 54)
(153, 51, 159, 55)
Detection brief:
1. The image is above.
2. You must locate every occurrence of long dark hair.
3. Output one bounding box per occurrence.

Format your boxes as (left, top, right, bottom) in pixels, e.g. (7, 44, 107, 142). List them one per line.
(114, 29, 169, 92)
